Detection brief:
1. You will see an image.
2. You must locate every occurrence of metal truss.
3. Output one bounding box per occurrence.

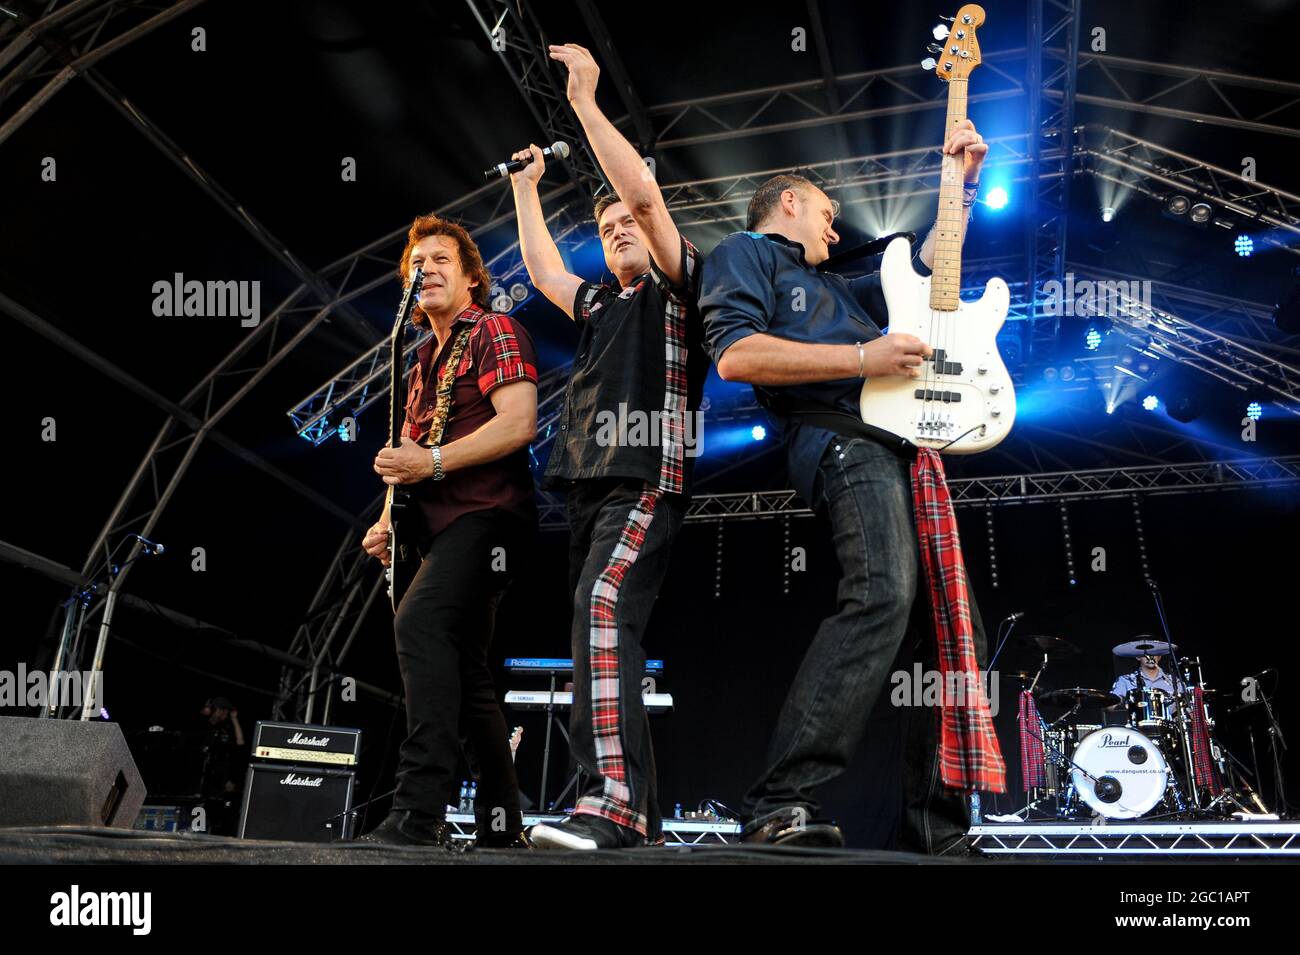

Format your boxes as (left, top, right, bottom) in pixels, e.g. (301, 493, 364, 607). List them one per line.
(624, 48, 1028, 151)
(1080, 127, 1300, 258)
(1023, 0, 1081, 364)
(272, 508, 383, 723)
(1067, 52, 1300, 141)
(970, 822, 1300, 857)
(465, 0, 606, 199)
(0, 0, 206, 145)
(1083, 276, 1300, 416)
(533, 455, 1300, 529)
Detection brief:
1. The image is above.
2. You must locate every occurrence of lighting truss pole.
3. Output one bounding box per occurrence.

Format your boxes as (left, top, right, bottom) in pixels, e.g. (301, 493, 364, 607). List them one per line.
(1024, 0, 1081, 364)
(533, 455, 1300, 528)
(1081, 127, 1300, 258)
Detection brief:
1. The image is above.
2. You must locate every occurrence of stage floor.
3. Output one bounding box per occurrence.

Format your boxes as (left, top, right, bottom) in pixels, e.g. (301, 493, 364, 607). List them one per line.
(3, 821, 1297, 864)
(0, 825, 975, 865)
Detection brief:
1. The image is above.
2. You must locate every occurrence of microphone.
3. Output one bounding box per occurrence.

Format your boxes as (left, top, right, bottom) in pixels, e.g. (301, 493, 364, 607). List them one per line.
(133, 534, 166, 556)
(483, 141, 570, 180)
(1004, 611, 1026, 622)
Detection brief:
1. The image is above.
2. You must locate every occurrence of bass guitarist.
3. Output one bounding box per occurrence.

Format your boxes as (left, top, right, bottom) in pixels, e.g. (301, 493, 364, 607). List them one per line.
(697, 118, 1004, 853)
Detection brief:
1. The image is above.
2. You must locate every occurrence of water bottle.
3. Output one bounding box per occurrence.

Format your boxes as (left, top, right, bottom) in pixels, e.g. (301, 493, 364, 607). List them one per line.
(674, 802, 683, 819)
(458, 780, 469, 814)
(969, 791, 982, 825)
(469, 780, 478, 814)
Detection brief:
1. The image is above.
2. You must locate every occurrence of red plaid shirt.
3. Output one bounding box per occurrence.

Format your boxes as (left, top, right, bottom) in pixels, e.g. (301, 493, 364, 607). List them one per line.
(403, 303, 538, 538)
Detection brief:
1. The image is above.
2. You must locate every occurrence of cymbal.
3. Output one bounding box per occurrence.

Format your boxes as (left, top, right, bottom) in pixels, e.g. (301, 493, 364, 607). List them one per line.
(1113, 639, 1178, 658)
(1013, 634, 1081, 657)
(1038, 687, 1123, 709)
(1002, 670, 1038, 684)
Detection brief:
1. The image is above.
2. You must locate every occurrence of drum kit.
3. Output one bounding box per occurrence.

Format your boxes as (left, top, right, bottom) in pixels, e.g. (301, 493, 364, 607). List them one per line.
(1011, 635, 1273, 821)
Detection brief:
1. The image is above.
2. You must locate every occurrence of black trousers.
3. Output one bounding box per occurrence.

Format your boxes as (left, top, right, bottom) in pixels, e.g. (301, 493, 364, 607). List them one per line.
(391, 507, 531, 839)
(564, 478, 688, 842)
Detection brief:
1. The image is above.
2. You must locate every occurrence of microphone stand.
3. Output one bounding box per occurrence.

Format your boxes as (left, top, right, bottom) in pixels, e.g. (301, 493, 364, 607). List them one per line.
(42, 535, 161, 720)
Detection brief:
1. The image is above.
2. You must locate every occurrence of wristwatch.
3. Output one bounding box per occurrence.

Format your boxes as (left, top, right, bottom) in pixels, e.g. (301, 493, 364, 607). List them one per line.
(430, 446, 444, 481)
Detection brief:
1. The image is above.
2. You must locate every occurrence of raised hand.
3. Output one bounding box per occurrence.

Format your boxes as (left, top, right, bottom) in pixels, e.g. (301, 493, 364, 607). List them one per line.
(548, 43, 599, 107)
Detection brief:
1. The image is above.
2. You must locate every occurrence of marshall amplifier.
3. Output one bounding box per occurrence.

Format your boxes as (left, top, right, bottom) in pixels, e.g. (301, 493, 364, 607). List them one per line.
(238, 762, 355, 842)
(251, 721, 361, 768)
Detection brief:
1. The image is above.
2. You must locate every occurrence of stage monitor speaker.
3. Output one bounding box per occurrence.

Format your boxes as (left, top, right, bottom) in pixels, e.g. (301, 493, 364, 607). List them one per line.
(0, 716, 146, 828)
(237, 762, 354, 842)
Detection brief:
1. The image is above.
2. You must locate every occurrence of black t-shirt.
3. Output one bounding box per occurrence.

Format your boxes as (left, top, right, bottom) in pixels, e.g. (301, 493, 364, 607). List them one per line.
(543, 236, 708, 494)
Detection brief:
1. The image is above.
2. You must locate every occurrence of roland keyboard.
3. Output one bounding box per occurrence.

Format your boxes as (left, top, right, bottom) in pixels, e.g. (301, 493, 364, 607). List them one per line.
(504, 690, 674, 714)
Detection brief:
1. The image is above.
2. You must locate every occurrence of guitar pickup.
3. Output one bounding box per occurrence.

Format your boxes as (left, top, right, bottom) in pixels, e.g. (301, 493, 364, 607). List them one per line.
(913, 389, 962, 403)
(927, 349, 962, 376)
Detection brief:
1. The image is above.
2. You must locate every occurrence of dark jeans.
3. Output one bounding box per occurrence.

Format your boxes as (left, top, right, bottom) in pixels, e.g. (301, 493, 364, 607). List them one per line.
(391, 508, 531, 839)
(743, 436, 987, 854)
(565, 478, 688, 842)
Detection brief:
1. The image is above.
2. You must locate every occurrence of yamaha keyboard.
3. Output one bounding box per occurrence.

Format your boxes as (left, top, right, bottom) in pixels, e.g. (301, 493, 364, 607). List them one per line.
(504, 690, 674, 714)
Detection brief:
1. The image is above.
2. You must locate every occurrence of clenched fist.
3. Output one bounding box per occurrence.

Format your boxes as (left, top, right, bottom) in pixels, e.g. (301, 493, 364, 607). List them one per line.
(361, 519, 390, 566)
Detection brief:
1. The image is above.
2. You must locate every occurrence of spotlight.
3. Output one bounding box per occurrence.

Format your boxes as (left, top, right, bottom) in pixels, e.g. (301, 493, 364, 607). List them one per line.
(985, 186, 1009, 210)
(337, 422, 351, 442)
(1102, 207, 1115, 223)
(1234, 235, 1254, 257)
(1060, 365, 1076, 381)
(492, 293, 514, 313)
(1164, 194, 1191, 216)
(1043, 366, 1058, 381)
(1085, 327, 1102, 350)
(509, 282, 529, 301)
(751, 425, 767, 441)
(1246, 401, 1262, 421)
(1189, 202, 1213, 225)
(1142, 395, 1159, 411)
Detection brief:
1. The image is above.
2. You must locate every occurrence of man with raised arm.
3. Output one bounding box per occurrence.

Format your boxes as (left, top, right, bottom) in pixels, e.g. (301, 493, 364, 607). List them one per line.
(507, 43, 709, 850)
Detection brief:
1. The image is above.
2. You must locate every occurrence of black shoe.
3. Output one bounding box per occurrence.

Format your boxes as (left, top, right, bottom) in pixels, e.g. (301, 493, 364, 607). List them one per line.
(475, 829, 532, 850)
(741, 808, 844, 848)
(529, 813, 641, 850)
(355, 810, 453, 847)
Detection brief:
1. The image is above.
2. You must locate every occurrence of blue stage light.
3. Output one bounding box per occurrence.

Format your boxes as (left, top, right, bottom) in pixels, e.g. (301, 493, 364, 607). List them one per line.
(1142, 395, 1159, 411)
(985, 186, 1009, 210)
(751, 425, 767, 442)
(1085, 327, 1102, 351)
(1246, 401, 1262, 421)
(1234, 234, 1254, 257)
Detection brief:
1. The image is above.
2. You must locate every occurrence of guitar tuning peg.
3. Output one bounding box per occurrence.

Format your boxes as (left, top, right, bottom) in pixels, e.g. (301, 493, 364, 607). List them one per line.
(926, 43, 943, 54)
(932, 23, 950, 39)
(921, 56, 937, 71)
(939, 14, 955, 21)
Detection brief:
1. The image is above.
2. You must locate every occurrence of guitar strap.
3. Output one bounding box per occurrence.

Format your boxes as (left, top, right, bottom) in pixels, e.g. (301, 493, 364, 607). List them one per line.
(783, 399, 917, 458)
(423, 325, 474, 448)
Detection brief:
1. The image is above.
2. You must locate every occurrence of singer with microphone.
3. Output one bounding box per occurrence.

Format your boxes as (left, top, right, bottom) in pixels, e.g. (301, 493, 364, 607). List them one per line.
(507, 42, 711, 851)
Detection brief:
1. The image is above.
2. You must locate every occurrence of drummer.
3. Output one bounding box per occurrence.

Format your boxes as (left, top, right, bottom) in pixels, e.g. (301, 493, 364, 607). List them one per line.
(1110, 652, 1176, 701)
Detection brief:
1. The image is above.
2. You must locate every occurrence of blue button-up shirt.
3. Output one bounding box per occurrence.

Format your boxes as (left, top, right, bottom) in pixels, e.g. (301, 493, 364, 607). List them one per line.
(699, 230, 930, 504)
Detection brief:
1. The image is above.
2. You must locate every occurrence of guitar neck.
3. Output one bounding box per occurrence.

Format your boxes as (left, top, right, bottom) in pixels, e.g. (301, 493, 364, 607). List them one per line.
(929, 77, 968, 312)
